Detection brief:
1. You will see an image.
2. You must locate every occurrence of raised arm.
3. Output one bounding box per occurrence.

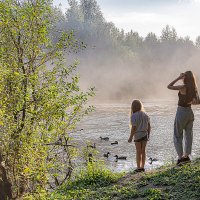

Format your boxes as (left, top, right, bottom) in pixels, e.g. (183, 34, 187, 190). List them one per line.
(167, 73, 185, 90)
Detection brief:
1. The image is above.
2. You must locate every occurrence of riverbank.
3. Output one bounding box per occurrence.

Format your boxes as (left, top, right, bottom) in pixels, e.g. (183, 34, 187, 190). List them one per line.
(50, 158, 200, 200)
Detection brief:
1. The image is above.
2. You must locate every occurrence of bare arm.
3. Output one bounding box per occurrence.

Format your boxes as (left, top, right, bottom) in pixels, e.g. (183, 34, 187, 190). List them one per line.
(147, 122, 151, 140)
(128, 126, 136, 143)
(167, 74, 185, 90)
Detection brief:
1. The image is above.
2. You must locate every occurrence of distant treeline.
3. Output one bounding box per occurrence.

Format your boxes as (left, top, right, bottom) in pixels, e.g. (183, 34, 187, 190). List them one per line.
(52, 0, 200, 101)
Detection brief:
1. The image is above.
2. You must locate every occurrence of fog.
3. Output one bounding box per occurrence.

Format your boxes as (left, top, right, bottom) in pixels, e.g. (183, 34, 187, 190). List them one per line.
(52, 0, 200, 103)
(77, 49, 200, 103)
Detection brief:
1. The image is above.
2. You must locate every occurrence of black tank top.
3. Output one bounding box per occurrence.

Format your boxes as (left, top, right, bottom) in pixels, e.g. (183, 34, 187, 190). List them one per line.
(178, 92, 191, 107)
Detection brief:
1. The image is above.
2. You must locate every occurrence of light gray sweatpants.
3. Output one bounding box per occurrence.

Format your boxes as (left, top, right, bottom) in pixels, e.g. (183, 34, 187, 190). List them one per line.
(174, 106, 194, 158)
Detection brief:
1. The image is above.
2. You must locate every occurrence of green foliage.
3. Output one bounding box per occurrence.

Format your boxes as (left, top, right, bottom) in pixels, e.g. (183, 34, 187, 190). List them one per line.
(0, 0, 94, 197)
(143, 162, 200, 200)
(71, 162, 121, 188)
(51, 159, 200, 200)
(50, 163, 123, 200)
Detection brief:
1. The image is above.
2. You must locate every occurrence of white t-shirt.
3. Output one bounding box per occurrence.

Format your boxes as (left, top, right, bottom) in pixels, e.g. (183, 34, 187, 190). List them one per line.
(131, 111, 150, 140)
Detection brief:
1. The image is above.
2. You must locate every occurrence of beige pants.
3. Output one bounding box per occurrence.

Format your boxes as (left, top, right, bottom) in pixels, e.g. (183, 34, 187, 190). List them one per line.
(174, 106, 194, 158)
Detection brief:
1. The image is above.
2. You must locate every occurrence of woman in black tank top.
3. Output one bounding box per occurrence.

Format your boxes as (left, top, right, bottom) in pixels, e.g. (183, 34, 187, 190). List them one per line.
(178, 92, 191, 107)
(167, 71, 199, 165)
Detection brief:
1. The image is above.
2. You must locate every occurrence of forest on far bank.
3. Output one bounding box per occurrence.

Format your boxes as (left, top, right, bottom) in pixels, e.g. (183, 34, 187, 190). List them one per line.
(52, 0, 200, 101)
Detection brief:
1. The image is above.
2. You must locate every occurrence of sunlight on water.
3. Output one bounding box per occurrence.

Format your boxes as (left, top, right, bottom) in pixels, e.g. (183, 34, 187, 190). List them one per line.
(74, 100, 200, 172)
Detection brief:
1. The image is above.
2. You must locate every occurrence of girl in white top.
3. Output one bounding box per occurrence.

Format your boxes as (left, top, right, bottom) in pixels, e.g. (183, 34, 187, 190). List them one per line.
(128, 100, 151, 172)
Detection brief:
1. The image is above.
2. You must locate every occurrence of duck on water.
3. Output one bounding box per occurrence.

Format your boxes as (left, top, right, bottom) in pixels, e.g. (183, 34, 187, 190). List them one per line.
(114, 155, 127, 160)
(100, 136, 109, 141)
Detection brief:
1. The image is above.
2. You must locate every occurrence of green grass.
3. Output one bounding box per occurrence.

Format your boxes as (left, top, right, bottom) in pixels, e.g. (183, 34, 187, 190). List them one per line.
(50, 159, 200, 200)
(142, 159, 200, 200)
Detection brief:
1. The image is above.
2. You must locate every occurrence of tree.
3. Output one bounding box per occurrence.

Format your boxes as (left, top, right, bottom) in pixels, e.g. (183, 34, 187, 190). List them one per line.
(161, 25, 177, 42)
(80, 0, 103, 24)
(144, 32, 159, 44)
(124, 30, 143, 51)
(195, 36, 200, 49)
(0, 0, 94, 198)
(66, 0, 83, 31)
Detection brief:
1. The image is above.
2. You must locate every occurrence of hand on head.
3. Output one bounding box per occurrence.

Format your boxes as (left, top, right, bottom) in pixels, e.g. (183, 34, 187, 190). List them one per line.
(178, 73, 185, 80)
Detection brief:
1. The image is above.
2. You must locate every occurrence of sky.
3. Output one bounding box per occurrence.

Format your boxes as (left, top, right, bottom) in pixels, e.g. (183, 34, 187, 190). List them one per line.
(53, 0, 200, 41)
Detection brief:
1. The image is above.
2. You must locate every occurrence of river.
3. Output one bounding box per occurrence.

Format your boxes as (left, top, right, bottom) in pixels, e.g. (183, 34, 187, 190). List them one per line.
(74, 100, 200, 172)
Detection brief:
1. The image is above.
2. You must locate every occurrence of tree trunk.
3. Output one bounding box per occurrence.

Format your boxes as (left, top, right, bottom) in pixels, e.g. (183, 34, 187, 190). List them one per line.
(0, 155, 12, 200)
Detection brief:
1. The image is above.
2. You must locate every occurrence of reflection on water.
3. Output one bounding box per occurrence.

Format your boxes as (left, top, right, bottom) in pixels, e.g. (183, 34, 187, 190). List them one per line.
(74, 100, 200, 172)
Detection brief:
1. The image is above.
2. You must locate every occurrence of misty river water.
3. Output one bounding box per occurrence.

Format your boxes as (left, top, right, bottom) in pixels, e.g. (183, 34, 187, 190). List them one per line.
(74, 100, 200, 172)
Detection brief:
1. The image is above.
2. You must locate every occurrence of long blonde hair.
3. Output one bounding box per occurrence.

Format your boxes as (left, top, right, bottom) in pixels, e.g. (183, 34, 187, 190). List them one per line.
(131, 100, 144, 115)
(130, 100, 144, 128)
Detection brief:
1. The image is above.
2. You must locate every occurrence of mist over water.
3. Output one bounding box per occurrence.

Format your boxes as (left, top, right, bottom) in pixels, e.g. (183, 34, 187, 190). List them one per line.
(77, 48, 200, 103)
(52, 1, 200, 102)
(75, 29, 200, 103)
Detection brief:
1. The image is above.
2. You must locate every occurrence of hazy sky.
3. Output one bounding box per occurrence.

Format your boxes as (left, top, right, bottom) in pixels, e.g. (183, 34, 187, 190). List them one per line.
(53, 0, 200, 41)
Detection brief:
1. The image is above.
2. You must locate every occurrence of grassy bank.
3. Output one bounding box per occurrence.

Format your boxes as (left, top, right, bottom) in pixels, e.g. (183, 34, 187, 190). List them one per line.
(50, 159, 200, 200)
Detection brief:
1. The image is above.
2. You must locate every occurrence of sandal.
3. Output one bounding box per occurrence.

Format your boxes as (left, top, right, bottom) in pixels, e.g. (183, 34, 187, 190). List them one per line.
(134, 168, 145, 173)
(176, 158, 183, 166)
(182, 156, 191, 163)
